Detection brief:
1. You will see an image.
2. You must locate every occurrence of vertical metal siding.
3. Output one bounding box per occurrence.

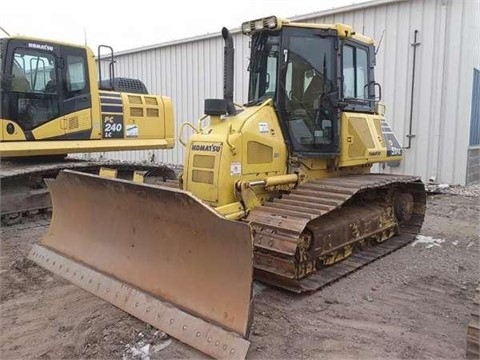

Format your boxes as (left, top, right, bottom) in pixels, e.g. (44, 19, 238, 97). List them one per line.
(91, 0, 476, 185)
(470, 0, 480, 147)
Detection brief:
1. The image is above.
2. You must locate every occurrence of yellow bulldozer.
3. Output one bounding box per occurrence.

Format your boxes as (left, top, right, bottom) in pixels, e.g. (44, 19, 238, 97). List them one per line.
(28, 16, 426, 359)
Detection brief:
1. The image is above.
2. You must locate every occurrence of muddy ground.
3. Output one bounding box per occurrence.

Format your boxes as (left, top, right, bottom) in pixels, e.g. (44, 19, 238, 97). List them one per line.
(1, 192, 479, 359)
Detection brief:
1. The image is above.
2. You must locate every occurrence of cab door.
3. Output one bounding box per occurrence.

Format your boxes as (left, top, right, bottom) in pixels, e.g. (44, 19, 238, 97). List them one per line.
(59, 45, 92, 138)
(1, 39, 64, 140)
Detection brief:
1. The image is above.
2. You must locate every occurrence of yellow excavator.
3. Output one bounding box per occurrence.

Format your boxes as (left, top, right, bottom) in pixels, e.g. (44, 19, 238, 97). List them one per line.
(28, 17, 426, 359)
(0, 37, 175, 220)
(0, 37, 174, 155)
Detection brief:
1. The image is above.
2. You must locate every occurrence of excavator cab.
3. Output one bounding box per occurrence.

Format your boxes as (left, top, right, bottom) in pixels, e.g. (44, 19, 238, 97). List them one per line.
(0, 37, 174, 157)
(1, 39, 90, 132)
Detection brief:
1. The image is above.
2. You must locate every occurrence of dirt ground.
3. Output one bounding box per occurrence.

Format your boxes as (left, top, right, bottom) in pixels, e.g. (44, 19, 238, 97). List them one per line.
(1, 192, 479, 359)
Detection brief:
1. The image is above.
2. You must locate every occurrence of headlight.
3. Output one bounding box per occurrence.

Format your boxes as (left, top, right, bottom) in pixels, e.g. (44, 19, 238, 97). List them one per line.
(241, 16, 281, 35)
(241, 22, 252, 34)
(254, 20, 264, 31)
(266, 16, 278, 29)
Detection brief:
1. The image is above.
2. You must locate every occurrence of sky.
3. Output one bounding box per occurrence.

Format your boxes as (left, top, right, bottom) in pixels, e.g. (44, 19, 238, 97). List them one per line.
(1, 0, 370, 53)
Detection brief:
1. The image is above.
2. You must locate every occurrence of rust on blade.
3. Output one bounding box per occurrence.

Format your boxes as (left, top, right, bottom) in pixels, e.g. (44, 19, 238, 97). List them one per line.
(31, 170, 253, 358)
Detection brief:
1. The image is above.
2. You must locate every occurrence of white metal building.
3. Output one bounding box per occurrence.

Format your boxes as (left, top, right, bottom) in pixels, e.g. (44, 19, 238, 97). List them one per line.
(94, 0, 480, 185)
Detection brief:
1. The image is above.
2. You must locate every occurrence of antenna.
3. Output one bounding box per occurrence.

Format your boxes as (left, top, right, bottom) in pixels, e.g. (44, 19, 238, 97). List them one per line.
(84, 28, 87, 46)
(375, 29, 386, 55)
(0, 25, 10, 37)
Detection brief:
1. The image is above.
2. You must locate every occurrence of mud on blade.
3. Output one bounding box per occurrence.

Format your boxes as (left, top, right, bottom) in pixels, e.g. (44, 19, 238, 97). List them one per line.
(28, 170, 253, 359)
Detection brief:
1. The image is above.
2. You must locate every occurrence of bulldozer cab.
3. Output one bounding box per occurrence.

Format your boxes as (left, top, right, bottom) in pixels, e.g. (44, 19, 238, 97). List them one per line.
(244, 17, 378, 158)
(0, 38, 91, 132)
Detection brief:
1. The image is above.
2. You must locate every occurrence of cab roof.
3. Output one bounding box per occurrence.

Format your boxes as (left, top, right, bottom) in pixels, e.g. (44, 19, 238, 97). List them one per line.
(241, 16, 375, 46)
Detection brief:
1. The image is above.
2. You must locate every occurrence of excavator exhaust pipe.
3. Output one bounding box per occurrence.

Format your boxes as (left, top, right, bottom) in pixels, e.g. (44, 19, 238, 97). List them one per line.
(28, 170, 253, 359)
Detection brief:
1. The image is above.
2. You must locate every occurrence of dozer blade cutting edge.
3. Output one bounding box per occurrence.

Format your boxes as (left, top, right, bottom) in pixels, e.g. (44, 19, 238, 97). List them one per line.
(28, 170, 253, 360)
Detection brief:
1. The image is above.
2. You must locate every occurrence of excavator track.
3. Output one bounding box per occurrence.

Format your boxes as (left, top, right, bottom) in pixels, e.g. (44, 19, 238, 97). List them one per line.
(247, 174, 426, 292)
(1, 159, 176, 225)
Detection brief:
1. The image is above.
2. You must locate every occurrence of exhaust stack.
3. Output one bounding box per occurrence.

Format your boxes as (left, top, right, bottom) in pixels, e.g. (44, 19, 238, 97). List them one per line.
(222, 27, 236, 115)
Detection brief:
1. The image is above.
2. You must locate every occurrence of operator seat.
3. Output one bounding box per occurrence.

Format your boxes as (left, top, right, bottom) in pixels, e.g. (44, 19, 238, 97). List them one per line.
(44, 69, 56, 93)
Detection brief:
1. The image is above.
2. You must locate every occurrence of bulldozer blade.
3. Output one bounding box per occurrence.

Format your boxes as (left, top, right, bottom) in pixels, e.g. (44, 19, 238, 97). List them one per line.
(28, 170, 253, 359)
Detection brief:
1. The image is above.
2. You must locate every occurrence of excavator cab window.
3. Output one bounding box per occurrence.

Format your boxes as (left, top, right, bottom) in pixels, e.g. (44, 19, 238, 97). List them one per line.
(65, 54, 87, 97)
(61, 46, 91, 116)
(5, 48, 60, 131)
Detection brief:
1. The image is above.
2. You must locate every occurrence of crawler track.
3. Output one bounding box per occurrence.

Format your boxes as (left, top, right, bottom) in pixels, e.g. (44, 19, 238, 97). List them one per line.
(247, 174, 426, 292)
(1, 159, 176, 225)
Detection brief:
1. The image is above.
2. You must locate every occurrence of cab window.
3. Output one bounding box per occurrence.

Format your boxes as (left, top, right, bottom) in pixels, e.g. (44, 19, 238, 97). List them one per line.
(343, 44, 369, 99)
(8, 48, 60, 130)
(12, 49, 57, 93)
(283, 33, 336, 152)
(65, 54, 87, 97)
(60, 45, 91, 115)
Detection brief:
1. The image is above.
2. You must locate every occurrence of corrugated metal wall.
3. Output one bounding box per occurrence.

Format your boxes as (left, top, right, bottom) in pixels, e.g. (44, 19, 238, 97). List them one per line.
(92, 0, 477, 185)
